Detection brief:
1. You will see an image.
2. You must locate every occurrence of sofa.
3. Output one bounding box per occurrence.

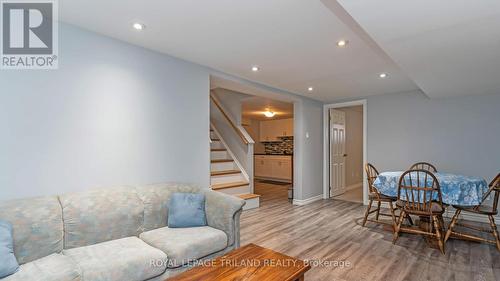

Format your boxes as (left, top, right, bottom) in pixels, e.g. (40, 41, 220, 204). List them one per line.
(0, 183, 245, 281)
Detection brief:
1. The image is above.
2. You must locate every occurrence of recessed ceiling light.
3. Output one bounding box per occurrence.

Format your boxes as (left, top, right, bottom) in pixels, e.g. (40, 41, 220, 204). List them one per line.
(308, 87, 314, 92)
(133, 23, 145, 30)
(263, 111, 275, 118)
(379, 73, 388, 78)
(337, 40, 348, 47)
(251, 66, 260, 72)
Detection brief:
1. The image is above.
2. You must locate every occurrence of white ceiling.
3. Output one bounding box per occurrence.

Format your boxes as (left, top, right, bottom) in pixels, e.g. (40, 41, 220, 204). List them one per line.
(59, 0, 419, 102)
(336, 0, 500, 98)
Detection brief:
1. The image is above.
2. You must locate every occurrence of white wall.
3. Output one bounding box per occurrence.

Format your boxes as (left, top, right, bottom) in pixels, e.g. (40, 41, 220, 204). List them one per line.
(0, 24, 210, 200)
(243, 119, 265, 154)
(0, 24, 325, 202)
(365, 90, 500, 182)
(295, 98, 324, 200)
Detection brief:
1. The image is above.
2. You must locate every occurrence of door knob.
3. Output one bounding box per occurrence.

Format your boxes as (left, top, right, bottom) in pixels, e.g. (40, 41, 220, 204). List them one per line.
(343, 154, 348, 157)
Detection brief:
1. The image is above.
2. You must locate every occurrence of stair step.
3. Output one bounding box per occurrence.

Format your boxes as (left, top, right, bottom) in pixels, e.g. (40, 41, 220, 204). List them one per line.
(211, 170, 241, 176)
(237, 194, 261, 200)
(211, 148, 226, 152)
(211, 181, 249, 190)
(211, 159, 233, 163)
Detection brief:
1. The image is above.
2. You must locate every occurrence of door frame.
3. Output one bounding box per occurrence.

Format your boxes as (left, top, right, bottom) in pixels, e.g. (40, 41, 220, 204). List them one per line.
(322, 100, 368, 205)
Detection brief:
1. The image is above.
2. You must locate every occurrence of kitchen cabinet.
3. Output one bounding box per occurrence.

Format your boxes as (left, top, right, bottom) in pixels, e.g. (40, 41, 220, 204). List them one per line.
(259, 118, 293, 142)
(254, 155, 292, 182)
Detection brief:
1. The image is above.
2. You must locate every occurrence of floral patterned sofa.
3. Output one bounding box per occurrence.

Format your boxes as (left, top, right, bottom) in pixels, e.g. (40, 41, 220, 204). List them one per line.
(0, 183, 245, 281)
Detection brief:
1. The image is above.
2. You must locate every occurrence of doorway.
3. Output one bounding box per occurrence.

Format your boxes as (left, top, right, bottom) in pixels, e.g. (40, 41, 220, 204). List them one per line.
(323, 100, 367, 204)
(241, 96, 294, 204)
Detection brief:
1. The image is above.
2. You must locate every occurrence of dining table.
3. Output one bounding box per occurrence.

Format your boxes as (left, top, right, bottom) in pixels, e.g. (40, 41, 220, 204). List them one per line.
(373, 171, 490, 206)
(372, 171, 490, 249)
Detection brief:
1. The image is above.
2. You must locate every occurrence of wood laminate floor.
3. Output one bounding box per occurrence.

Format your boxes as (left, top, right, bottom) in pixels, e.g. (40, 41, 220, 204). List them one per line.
(333, 187, 363, 204)
(241, 182, 500, 281)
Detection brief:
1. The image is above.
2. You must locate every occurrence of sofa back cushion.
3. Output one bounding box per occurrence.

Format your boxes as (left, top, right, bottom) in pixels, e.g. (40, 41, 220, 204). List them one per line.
(59, 186, 144, 249)
(135, 183, 200, 231)
(0, 196, 63, 264)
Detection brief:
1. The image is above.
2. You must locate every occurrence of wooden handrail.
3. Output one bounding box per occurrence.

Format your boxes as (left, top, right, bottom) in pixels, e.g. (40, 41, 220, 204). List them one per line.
(210, 94, 249, 145)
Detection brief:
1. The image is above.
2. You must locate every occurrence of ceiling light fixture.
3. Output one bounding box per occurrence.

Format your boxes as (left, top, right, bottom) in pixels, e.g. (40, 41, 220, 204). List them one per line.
(263, 111, 276, 118)
(133, 22, 145, 30)
(251, 66, 260, 72)
(308, 87, 314, 92)
(336, 40, 348, 47)
(379, 73, 388, 78)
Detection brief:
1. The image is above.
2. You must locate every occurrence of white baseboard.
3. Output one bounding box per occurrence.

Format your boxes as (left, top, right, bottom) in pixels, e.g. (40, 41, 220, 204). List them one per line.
(293, 195, 323, 206)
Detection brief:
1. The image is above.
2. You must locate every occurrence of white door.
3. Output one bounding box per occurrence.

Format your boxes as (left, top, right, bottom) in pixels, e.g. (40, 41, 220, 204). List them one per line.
(329, 109, 346, 197)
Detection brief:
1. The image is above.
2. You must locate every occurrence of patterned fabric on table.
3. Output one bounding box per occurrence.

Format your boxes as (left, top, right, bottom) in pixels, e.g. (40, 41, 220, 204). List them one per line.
(373, 172, 489, 206)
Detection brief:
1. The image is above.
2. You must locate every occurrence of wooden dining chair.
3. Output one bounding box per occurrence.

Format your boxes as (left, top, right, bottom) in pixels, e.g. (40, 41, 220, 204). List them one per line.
(393, 169, 446, 254)
(444, 173, 500, 251)
(410, 162, 438, 173)
(362, 163, 409, 230)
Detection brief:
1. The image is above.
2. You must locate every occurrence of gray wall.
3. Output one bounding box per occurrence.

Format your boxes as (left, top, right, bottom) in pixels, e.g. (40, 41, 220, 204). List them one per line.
(0, 24, 325, 201)
(366, 90, 500, 181)
(0, 24, 210, 200)
(294, 98, 324, 200)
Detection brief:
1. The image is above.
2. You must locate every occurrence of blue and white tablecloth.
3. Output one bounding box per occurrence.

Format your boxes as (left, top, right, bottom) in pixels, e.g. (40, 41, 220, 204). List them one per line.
(373, 171, 489, 206)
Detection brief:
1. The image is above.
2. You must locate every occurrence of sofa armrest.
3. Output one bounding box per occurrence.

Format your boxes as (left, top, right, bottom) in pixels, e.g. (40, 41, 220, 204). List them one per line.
(204, 190, 245, 247)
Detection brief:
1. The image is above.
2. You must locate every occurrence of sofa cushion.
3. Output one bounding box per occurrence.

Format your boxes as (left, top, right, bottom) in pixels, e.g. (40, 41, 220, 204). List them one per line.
(3, 253, 81, 281)
(135, 183, 201, 232)
(168, 193, 207, 228)
(0, 196, 63, 264)
(139, 226, 227, 268)
(62, 237, 166, 281)
(59, 187, 144, 249)
(0, 220, 19, 278)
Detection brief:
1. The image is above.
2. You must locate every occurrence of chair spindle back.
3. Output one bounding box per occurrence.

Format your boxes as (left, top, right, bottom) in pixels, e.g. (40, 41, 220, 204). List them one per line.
(365, 163, 380, 195)
(476, 173, 500, 213)
(409, 162, 438, 173)
(398, 169, 443, 215)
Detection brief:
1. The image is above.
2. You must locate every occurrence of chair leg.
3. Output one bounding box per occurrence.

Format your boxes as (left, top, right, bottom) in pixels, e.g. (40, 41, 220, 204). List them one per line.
(389, 202, 397, 231)
(438, 216, 446, 233)
(393, 210, 405, 244)
(433, 215, 445, 254)
(375, 201, 381, 221)
(488, 215, 500, 251)
(362, 199, 373, 227)
(444, 209, 461, 243)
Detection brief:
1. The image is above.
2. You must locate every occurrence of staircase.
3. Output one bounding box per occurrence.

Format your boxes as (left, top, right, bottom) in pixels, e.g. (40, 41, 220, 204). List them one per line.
(210, 128, 260, 210)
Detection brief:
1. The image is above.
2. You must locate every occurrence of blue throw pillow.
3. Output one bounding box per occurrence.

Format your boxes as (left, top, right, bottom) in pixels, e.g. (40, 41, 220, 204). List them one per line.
(168, 193, 207, 228)
(0, 220, 19, 278)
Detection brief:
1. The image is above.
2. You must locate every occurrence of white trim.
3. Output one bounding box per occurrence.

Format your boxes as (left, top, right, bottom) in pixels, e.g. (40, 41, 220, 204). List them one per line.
(292, 195, 323, 206)
(323, 100, 368, 205)
(210, 123, 250, 183)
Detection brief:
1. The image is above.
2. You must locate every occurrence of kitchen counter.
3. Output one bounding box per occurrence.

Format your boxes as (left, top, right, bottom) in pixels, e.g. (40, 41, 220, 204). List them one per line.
(254, 155, 293, 182)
